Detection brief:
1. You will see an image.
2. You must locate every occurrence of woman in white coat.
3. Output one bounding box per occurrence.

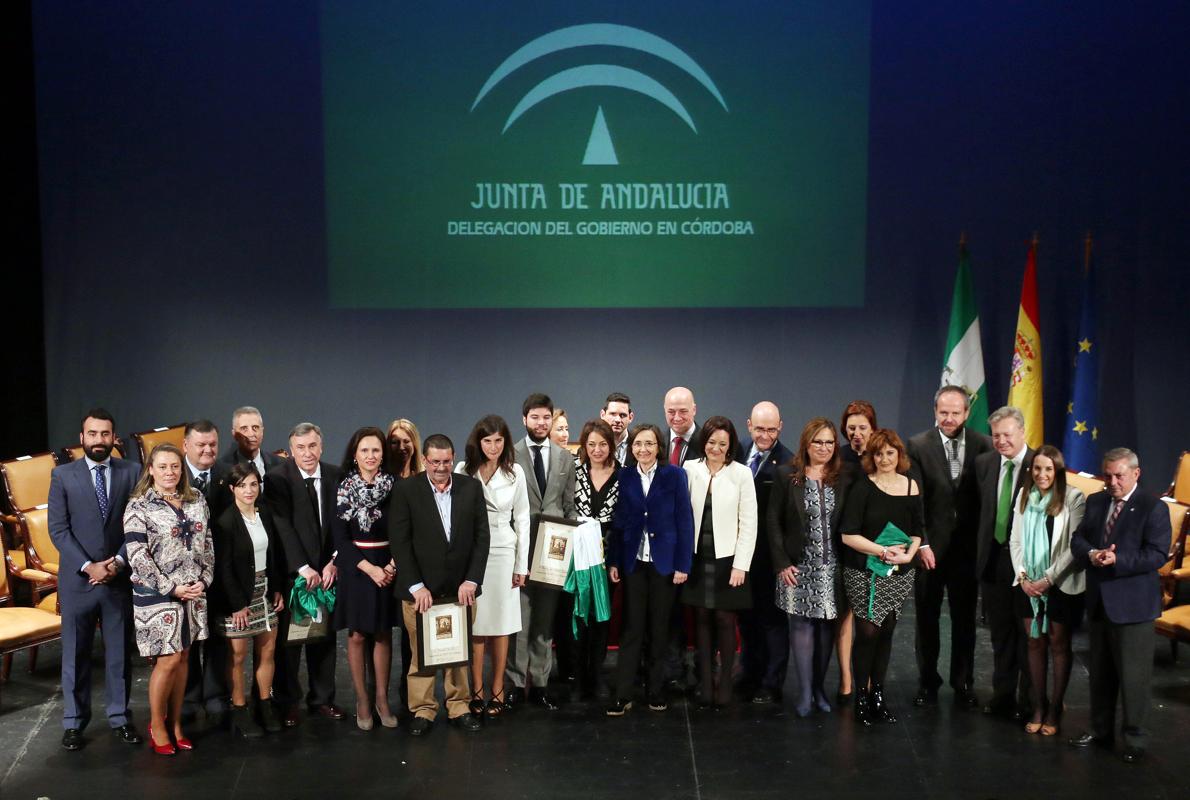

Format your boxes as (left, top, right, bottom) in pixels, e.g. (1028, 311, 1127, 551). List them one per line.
(457, 415, 531, 718)
(1009, 444, 1086, 737)
(681, 416, 758, 707)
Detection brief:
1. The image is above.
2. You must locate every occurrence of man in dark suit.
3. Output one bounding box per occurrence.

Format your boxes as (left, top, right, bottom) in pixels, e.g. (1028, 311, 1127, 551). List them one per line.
(180, 419, 234, 723)
(390, 434, 490, 735)
(600, 391, 635, 466)
(906, 386, 992, 708)
(736, 400, 794, 704)
(219, 405, 284, 477)
(974, 405, 1034, 717)
(663, 386, 704, 465)
(264, 422, 344, 726)
(1069, 448, 1170, 762)
(48, 408, 142, 750)
(508, 392, 577, 709)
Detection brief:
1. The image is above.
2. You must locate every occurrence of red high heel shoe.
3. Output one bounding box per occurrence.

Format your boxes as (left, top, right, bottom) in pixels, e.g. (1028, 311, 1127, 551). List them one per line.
(173, 734, 194, 751)
(149, 728, 176, 756)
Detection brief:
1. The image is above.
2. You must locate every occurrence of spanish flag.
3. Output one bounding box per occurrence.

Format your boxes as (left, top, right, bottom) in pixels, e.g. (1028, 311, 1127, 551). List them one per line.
(1007, 240, 1044, 448)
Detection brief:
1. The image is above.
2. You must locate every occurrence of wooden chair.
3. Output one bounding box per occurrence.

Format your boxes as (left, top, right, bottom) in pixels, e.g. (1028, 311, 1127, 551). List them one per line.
(0, 534, 61, 697)
(1155, 500, 1190, 660)
(0, 452, 59, 514)
(1065, 470, 1105, 499)
(62, 443, 125, 463)
(131, 424, 186, 463)
(1167, 450, 1190, 505)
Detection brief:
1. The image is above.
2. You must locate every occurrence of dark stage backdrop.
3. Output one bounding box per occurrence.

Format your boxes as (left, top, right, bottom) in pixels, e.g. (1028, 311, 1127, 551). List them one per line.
(31, 2, 1189, 485)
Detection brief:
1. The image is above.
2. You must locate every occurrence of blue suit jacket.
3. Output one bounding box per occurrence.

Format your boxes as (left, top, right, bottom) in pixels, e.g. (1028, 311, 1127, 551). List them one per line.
(1070, 488, 1171, 624)
(48, 456, 140, 595)
(608, 464, 695, 577)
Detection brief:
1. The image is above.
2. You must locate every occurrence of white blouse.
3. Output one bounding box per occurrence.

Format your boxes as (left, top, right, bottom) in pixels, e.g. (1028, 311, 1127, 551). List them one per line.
(242, 513, 269, 573)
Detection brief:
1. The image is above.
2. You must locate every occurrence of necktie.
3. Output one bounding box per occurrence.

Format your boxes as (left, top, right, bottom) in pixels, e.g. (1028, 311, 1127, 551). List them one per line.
(532, 445, 546, 496)
(948, 437, 962, 481)
(670, 436, 684, 466)
(94, 465, 109, 519)
(1104, 499, 1125, 542)
(304, 477, 321, 525)
(194, 471, 209, 494)
(749, 451, 763, 477)
(994, 460, 1015, 544)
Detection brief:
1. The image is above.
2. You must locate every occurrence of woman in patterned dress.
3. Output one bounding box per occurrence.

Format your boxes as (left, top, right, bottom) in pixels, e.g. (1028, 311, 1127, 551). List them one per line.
(770, 418, 857, 716)
(572, 419, 620, 700)
(334, 427, 399, 730)
(124, 443, 215, 755)
(839, 428, 923, 726)
(210, 462, 287, 737)
(456, 415, 530, 717)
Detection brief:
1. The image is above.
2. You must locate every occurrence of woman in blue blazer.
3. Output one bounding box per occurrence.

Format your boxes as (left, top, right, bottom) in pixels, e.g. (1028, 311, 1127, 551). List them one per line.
(605, 424, 695, 715)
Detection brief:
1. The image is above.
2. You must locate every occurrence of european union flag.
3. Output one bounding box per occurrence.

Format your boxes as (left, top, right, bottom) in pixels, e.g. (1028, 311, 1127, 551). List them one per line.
(1062, 254, 1100, 473)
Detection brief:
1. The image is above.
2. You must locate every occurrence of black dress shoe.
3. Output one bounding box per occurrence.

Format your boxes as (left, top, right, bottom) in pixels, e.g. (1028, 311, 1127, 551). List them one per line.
(913, 688, 938, 707)
(504, 687, 524, 707)
(450, 713, 483, 732)
(605, 698, 632, 716)
(112, 724, 143, 745)
(751, 688, 777, 705)
(1121, 746, 1145, 763)
(528, 688, 559, 710)
(62, 729, 84, 751)
(310, 703, 345, 720)
(953, 689, 979, 709)
(1069, 732, 1113, 748)
(408, 716, 434, 736)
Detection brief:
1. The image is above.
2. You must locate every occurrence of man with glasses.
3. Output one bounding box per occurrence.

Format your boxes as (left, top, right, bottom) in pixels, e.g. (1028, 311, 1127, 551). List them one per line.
(906, 386, 991, 708)
(736, 401, 794, 704)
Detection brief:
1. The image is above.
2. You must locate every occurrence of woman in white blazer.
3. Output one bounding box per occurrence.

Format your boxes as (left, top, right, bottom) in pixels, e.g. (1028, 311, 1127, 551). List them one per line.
(456, 415, 531, 718)
(681, 416, 758, 707)
(1008, 444, 1086, 737)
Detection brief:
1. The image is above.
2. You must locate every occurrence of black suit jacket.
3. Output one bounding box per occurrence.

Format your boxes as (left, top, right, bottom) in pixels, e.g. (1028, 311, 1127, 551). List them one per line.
(208, 503, 286, 616)
(906, 428, 992, 562)
(191, 460, 234, 523)
(263, 459, 342, 575)
(738, 438, 794, 571)
(388, 473, 490, 602)
(220, 445, 284, 474)
(974, 447, 1035, 578)
(767, 461, 859, 572)
(1070, 488, 1171, 624)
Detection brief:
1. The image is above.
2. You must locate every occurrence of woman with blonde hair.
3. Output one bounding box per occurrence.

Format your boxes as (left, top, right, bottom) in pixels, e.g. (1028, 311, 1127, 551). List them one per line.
(387, 418, 425, 479)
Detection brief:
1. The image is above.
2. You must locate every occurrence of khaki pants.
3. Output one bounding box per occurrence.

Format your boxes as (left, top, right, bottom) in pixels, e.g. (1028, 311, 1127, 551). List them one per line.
(402, 600, 472, 720)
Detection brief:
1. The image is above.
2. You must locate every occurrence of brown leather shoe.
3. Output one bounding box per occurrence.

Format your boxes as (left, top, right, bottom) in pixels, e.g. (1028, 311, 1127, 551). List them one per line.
(311, 704, 345, 720)
(283, 706, 301, 727)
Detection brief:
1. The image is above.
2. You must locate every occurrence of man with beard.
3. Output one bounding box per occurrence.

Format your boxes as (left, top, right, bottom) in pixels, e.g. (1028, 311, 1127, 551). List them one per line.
(600, 392, 635, 466)
(508, 393, 576, 709)
(180, 419, 234, 724)
(49, 408, 143, 750)
(906, 386, 991, 708)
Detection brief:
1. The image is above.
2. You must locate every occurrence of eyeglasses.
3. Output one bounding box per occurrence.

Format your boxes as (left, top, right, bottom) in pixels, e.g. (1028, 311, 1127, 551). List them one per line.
(751, 426, 780, 435)
(425, 459, 453, 469)
(810, 440, 836, 448)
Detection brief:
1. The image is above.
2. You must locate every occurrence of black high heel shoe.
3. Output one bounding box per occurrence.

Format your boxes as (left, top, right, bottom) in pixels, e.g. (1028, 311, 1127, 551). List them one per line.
(869, 684, 897, 723)
(853, 689, 872, 726)
(469, 691, 486, 717)
(486, 689, 506, 719)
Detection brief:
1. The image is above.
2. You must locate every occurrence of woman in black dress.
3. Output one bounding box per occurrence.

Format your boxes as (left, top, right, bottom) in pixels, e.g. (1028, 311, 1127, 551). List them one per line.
(334, 426, 398, 730)
(572, 419, 620, 700)
(839, 428, 923, 725)
(835, 400, 878, 703)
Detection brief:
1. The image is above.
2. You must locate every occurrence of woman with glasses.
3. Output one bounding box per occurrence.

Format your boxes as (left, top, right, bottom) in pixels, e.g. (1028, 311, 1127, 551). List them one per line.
(770, 418, 857, 716)
(605, 424, 695, 716)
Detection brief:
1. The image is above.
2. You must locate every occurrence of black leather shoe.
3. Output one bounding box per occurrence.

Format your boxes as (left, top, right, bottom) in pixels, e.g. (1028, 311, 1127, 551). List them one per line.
(504, 687, 524, 708)
(605, 698, 632, 716)
(450, 713, 482, 732)
(310, 703, 345, 720)
(870, 685, 897, 723)
(528, 688, 559, 711)
(408, 716, 433, 736)
(751, 688, 777, 705)
(953, 689, 980, 709)
(62, 729, 84, 751)
(113, 724, 143, 745)
(913, 688, 938, 707)
(1121, 746, 1145, 764)
(1069, 732, 1113, 748)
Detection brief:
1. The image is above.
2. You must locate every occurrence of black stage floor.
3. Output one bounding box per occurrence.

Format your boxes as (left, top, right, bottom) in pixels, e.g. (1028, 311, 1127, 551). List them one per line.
(2, 605, 1188, 800)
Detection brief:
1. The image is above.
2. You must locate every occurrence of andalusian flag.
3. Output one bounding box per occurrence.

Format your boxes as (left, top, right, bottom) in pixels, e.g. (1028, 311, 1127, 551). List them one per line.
(1007, 241, 1044, 448)
(941, 240, 990, 433)
(1062, 238, 1100, 472)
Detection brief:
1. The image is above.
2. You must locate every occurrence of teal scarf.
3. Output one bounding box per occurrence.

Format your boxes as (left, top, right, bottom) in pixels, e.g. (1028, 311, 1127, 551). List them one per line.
(1020, 488, 1052, 637)
(288, 575, 337, 623)
(865, 522, 912, 618)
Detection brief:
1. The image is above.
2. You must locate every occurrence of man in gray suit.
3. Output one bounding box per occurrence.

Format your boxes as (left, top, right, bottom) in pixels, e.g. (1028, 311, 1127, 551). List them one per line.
(48, 408, 143, 750)
(507, 392, 576, 709)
